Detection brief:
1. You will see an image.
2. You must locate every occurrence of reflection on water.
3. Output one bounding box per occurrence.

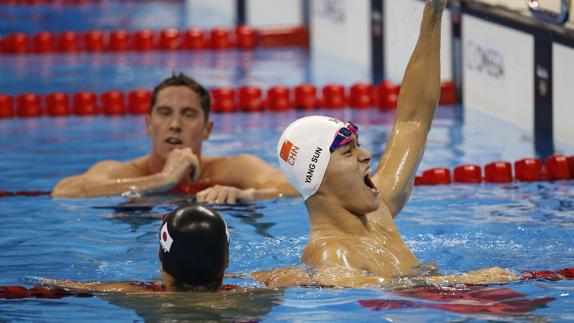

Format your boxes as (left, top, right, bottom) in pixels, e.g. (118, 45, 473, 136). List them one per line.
(101, 287, 284, 322)
(96, 195, 277, 237)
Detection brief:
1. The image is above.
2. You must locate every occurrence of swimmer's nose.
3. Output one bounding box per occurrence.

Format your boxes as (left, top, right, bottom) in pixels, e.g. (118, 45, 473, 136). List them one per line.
(358, 147, 371, 163)
(168, 116, 182, 132)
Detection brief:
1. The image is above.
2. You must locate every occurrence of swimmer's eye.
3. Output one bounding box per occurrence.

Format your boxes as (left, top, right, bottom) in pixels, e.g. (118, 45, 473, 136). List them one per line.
(182, 109, 198, 120)
(155, 107, 172, 117)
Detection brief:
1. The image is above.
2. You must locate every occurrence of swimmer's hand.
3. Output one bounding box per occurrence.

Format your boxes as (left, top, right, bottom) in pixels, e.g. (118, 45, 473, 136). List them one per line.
(161, 148, 201, 185)
(429, 0, 447, 11)
(196, 185, 256, 204)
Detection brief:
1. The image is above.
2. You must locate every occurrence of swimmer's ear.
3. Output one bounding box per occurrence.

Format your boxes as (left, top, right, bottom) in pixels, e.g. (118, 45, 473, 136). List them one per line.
(202, 120, 213, 140)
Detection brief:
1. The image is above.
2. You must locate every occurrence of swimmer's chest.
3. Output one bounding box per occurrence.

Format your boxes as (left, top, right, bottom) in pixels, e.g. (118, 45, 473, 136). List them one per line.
(305, 230, 418, 277)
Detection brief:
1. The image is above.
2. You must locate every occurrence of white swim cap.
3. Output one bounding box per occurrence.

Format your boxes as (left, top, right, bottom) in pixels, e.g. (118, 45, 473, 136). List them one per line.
(277, 116, 356, 200)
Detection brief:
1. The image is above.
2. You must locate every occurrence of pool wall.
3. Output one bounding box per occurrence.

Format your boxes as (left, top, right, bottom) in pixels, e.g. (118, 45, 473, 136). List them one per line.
(306, 0, 574, 152)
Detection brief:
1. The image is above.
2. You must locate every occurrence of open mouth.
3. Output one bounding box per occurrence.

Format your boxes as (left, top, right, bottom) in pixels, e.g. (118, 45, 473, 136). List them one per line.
(165, 137, 183, 145)
(364, 170, 379, 194)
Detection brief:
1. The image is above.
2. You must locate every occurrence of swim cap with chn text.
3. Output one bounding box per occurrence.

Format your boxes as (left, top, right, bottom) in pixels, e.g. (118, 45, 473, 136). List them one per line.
(277, 116, 347, 200)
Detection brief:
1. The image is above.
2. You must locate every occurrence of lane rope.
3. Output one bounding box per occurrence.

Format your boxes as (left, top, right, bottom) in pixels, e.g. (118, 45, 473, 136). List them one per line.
(0, 81, 457, 118)
(0, 26, 308, 55)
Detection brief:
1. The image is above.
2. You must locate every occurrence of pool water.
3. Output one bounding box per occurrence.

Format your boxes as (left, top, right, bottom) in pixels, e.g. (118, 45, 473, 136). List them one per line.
(1, 1, 574, 322)
(1, 108, 573, 321)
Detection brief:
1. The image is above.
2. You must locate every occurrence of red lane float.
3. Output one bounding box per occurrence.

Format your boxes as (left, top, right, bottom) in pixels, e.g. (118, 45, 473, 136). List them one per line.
(128, 89, 151, 114)
(84, 30, 105, 52)
(545, 155, 572, 180)
(3, 32, 29, 54)
(0, 155, 572, 198)
(349, 83, 374, 109)
(210, 87, 237, 113)
(0, 0, 101, 5)
(73, 91, 98, 115)
(238, 86, 263, 112)
(108, 30, 129, 51)
(294, 84, 317, 110)
(322, 84, 346, 109)
(45, 92, 70, 116)
(514, 158, 542, 182)
(439, 81, 457, 105)
(0, 191, 51, 197)
(101, 91, 126, 115)
(16, 93, 41, 117)
(421, 168, 452, 185)
(568, 156, 574, 177)
(33, 32, 56, 53)
(416, 155, 573, 186)
(59, 31, 79, 52)
(267, 86, 292, 111)
(484, 161, 513, 183)
(133, 29, 155, 51)
(0, 81, 458, 119)
(0, 94, 14, 118)
(236, 25, 257, 49)
(378, 80, 399, 110)
(0, 26, 310, 55)
(453, 164, 481, 183)
(183, 28, 206, 50)
(159, 28, 180, 50)
(210, 28, 232, 49)
(257, 26, 309, 47)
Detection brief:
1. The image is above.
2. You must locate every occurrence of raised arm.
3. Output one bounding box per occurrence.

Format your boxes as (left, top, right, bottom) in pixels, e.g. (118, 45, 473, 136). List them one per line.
(373, 0, 446, 217)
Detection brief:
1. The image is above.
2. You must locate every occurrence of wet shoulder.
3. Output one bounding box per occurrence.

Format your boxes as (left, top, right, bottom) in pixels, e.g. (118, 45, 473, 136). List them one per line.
(200, 154, 259, 183)
(118, 155, 152, 177)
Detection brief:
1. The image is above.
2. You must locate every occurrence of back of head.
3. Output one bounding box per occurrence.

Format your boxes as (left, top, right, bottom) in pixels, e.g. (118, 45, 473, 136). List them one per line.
(159, 204, 229, 291)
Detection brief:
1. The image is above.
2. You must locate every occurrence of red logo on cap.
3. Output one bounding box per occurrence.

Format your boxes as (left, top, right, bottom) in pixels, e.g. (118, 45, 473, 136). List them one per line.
(280, 140, 299, 166)
(162, 232, 167, 241)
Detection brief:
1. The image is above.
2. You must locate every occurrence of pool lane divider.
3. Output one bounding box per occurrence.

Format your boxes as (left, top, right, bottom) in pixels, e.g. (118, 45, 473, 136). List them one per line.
(0, 267, 572, 299)
(0, 190, 50, 197)
(0, 81, 457, 118)
(0, 0, 100, 5)
(415, 155, 574, 186)
(1, 155, 571, 198)
(0, 25, 308, 55)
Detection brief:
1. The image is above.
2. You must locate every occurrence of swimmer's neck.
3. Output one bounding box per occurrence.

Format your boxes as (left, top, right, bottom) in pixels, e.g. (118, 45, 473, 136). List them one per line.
(305, 194, 370, 236)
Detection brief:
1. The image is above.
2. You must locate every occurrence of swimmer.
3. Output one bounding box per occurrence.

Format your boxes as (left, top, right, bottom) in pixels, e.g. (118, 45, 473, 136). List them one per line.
(52, 73, 298, 203)
(47, 204, 232, 293)
(255, 0, 517, 287)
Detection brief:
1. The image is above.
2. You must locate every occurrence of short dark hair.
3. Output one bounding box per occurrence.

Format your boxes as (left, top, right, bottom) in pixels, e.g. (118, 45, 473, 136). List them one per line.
(150, 73, 211, 121)
(159, 205, 229, 292)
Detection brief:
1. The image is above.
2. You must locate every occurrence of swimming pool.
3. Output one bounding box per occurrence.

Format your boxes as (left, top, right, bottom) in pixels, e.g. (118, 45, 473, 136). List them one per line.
(2, 1, 574, 322)
(1, 105, 573, 321)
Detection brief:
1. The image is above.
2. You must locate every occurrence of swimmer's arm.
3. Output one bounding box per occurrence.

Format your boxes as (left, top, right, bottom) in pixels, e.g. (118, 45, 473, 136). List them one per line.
(233, 154, 299, 197)
(373, 0, 444, 217)
(252, 266, 384, 289)
(197, 154, 299, 203)
(421, 267, 518, 285)
(42, 279, 151, 293)
(252, 267, 316, 288)
(51, 160, 175, 198)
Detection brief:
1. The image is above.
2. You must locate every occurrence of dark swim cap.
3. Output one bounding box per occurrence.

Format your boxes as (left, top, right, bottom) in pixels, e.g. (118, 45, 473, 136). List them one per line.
(159, 205, 229, 289)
